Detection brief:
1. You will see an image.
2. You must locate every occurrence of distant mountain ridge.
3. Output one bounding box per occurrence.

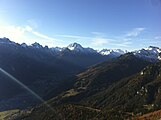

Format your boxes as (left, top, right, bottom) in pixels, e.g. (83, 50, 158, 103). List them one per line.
(1, 37, 161, 119)
(0, 37, 126, 110)
(0, 38, 161, 100)
(98, 49, 128, 56)
(1, 37, 161, 62)
(0, 37, 126, 58)
(133, 46, 161, 62)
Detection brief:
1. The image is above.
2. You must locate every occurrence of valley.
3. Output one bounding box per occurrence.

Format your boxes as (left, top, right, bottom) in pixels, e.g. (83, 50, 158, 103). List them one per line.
(0, 38, 161, 119)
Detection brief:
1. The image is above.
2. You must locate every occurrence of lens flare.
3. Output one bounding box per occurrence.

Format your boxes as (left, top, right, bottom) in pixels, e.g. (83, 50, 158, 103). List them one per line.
(0, 68, 63, 118)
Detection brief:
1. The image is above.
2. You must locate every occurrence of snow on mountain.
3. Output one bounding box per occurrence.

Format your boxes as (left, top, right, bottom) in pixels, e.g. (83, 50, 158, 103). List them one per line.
(158, 56, 161, 60)
(31, 42, 43, 49)
(21, 43, 28, 48)
(50, 47, 62, 52)
(66, 42, 97, 54)
(2, 38, 161, 60)
(133, 46, 161, 61)
(85, 47, 97, 53)
(66, 43, 127, 56)
(0, 38, 127, 57)
(0, 37, 16, 45)
(99, 49, 127, 57)
(67, 43, 84, 51)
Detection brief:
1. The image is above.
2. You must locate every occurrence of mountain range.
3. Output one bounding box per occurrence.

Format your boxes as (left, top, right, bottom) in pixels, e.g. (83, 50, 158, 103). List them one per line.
(0, 37, 161, 120)
(7, 53, 161, 120)
(1, 37, 161, 61)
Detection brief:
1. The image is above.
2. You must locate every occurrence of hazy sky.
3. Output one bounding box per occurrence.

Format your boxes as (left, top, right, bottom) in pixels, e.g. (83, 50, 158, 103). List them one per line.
(0, 0, 161, 50)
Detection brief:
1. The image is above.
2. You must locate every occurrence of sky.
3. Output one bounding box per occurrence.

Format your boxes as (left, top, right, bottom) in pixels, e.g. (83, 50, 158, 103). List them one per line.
(0, 0, 161, 50)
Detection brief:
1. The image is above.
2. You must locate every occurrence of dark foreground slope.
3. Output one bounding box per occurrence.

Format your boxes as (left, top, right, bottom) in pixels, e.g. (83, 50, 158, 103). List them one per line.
(8, 54, 161, 120)
(0, 38, 111, 111)
(0, 38, 81, 99)
(49, 53, 151, 104)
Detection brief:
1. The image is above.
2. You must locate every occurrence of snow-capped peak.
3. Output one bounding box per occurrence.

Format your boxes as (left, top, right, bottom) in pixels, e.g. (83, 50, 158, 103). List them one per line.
(50, 47, 62, 52)
(158, 55, 161, 60)
(31, 42, 43, 49)
(67, 42, 84, 51)
(66, 43, 97, 54)
(0, 37, 16, 45)
(99, 49, 127, 57)
(133, 46, 161, 61)
(3, 38, 161, 61)
(21, 43, 28, 48)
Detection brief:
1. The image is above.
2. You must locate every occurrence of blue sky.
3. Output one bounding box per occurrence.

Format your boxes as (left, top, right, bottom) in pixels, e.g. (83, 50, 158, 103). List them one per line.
(0, 0, 161, 50)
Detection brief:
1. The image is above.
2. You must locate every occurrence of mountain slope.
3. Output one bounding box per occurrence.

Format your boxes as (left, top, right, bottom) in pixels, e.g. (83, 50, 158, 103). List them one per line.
(1, 38, 161, 119)
(21, 61, 161, 120)
(0, 38, 81, 98)
(56, 43, 116, 67)
(0, 38, 125, 111)
(43, 54, 151, 109)
(133, 46, 161, 62)
(99, 49, 127, 57)
(12, 53, 157, 120)
(0, 38, 84, 111)
(75, 53, 151, 89)
(84, 62, 161, 109)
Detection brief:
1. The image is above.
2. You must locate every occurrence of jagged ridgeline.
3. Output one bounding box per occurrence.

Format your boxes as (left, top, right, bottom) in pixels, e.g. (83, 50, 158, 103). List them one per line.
(0, 38, 127, 110)
(0, 38, 161, 120)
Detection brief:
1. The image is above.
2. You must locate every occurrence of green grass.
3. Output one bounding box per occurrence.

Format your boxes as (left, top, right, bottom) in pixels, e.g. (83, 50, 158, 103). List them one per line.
(62, 89, 79, 97)
(0, 109, 19, 120)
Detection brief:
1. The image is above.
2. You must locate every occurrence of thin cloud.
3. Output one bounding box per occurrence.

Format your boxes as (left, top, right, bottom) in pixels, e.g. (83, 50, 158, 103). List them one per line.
(110, 44, 129, 47)
(56, 32, 132, 48)
(91, 32, 105, 36)
(155, 36, 161, 40)
(55, 34, 91, 39)
(0, 9, 6, 14)
(55, 34, 116, 48)
(31, 31, 59, 41)
(0, 24, 152, 49)
(0, 24, 62, 47)
(125, 28, 145, 37)
(27, 19, 39, 28)
(91, 37, 109, 46)
(25, 26, 60, 42)
(0, 25, 27, 43)
(122, 38, 132, 41)
(110, 41, 132, 47)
